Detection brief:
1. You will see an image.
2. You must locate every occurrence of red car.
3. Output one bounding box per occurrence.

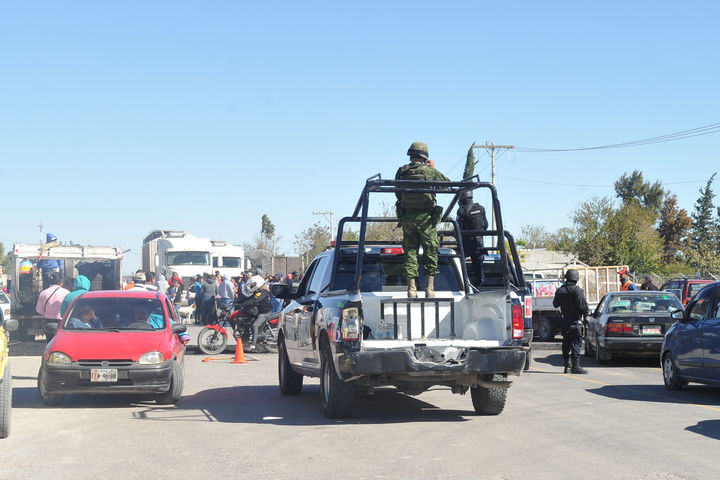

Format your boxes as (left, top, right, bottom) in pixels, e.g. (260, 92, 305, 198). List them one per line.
(37, 290, 187, 406)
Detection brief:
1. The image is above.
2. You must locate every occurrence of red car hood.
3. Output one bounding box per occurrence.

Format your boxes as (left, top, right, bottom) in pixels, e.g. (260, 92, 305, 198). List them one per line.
(48, 330, 175, 362)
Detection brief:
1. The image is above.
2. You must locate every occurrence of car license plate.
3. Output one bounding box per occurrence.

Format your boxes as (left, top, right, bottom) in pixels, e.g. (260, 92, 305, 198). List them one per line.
(641, 325, 661, 335)
(90, 368, 118, 382)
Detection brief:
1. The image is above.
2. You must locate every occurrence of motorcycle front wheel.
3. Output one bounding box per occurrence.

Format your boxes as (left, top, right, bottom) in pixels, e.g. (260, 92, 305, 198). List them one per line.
(197, 328, 228, 355)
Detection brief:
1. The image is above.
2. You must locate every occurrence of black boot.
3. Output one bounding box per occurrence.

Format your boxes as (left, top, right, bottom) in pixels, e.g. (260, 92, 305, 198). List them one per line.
(571, 358, 588, 374)
(563, 360, 571, 374)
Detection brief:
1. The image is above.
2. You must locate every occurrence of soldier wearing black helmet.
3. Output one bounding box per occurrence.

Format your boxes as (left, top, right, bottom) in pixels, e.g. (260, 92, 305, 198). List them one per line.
(552, 269, 590, 374)
(395, 141, 450, 298)
(456, 190, 488, 288)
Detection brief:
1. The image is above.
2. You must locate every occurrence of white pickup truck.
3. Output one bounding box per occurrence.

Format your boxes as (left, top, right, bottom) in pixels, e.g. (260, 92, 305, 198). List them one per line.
(272, 175, 531, 418)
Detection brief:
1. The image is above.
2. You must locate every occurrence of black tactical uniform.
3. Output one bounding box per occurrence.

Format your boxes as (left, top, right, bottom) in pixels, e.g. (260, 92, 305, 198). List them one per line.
(456, 191, 488, 288)
(552, 269, 589, 374)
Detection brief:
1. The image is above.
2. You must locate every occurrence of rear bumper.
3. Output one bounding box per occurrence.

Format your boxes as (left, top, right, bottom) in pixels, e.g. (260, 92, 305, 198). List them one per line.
(338, 346, 526, 379)
(40, 359, 174, 394)
(600, 336, 664, 354)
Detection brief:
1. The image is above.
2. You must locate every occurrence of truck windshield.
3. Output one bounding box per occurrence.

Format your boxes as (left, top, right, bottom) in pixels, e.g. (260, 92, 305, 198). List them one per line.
(166, 251, 210, 266)
(222, 257, 243, 268)
(333, 255, 461, 292)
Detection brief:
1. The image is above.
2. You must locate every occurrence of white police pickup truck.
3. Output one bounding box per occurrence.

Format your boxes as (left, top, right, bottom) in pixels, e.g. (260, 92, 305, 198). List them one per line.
(272, 176, 531, 418)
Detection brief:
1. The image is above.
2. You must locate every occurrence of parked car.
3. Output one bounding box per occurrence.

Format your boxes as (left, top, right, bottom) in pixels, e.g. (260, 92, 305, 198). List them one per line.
(662, 281, 720, 390)
(1, 312, 19, 438)
(661, 277, 713, 306)
(37, 290, 187, 406)
(584, 291, 683, 364)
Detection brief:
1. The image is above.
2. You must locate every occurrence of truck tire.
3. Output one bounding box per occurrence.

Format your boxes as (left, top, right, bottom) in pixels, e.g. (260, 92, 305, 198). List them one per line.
(536, 317, 554, 342)
(471, 374, 508, 415)
(197, 328, 228, 355)
(523, 350, 532, 371)
(156, 362, 184, 404)
(278, 337, 303, 395)
(320, 343, 355, 418)
(37, 369, 65, 406)
(0, 363, 12, 438)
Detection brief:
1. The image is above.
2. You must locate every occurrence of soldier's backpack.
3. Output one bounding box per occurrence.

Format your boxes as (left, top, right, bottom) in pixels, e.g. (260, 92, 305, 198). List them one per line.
(396, 163, 435, 209)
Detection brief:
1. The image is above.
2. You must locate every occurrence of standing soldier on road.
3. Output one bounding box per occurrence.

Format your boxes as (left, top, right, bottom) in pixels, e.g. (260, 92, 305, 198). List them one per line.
(395, 141, 449, 298)
(553, 269, 590, 374)
(456, 190, 488, 288)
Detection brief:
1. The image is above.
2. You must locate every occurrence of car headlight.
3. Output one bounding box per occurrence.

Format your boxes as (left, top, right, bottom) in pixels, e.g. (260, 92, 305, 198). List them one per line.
(138, 351, 164, 365)
(47, 352, 72, 366)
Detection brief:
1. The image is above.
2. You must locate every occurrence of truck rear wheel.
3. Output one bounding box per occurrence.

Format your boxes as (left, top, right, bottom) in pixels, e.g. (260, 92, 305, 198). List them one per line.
(536, 317, 554, 342)
(471, 374, 508, 415)
(0, 363, 12, 438)
(320, 344, 355, 418)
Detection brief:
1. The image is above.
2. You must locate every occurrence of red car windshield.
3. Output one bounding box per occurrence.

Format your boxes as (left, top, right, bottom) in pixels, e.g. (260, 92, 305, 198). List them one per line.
(64, 298, 166, 330)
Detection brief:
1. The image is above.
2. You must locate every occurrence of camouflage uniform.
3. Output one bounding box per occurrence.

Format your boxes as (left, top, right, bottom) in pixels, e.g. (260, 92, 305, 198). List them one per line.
(395, 142, 450, 282)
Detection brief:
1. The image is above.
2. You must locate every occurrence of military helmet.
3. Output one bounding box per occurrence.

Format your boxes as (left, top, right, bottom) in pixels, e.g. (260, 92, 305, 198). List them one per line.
(459, 190, 473, 204)
(406, 141, 429, 160)
(565, 269, 579, 283)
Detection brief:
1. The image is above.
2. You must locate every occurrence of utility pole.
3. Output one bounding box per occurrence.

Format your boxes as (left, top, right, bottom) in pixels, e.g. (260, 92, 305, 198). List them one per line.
(313, 210, 335, 242)
(472, 142, 514, 230)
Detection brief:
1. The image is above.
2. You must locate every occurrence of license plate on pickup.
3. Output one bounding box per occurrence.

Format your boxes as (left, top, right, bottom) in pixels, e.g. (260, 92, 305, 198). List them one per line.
(90, 368, 118, 382)
(641, 325, 661, 335)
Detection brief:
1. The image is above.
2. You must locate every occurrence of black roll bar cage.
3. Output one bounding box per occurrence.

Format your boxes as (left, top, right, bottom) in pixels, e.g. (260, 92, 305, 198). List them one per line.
(329, 173, 524, 295)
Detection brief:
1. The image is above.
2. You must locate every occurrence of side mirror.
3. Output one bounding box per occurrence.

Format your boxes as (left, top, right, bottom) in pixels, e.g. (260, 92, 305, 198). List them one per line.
(172, 323, 187, 334)
(45, 322, 59, 335)
(270, 283, 294, 300)
(3, 318, 19, 332)
(671, 309, 684, 321)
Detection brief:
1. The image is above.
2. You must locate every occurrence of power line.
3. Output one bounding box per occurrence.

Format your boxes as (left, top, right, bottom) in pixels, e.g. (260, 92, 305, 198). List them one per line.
(496, 174, 707, 188)
(516, 122, 720, 152)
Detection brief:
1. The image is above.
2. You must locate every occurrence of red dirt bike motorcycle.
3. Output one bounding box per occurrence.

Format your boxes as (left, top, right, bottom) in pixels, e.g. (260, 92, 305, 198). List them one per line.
(196, 302, 279, 355)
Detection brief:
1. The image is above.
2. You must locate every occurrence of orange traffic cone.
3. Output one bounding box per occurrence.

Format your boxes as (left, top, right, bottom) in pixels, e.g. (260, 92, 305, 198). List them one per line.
(231, 338, 248, 364)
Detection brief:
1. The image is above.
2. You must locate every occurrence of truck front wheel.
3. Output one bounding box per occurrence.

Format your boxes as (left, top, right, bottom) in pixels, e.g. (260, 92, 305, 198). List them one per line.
(471, 374, 508, 415)
(320, 344, 355, 418)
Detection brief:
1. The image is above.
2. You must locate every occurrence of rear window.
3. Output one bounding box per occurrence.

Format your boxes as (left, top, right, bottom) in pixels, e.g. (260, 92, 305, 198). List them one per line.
(607, 294, 683, 314)
(333, 255, 461, 292)
(64, 297, 166, 330)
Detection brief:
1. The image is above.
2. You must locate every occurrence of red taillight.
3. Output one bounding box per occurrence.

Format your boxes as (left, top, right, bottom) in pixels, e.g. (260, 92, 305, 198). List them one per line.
(606, 322, 633, 334)
(512, 304, 523, 339)
(381, 247, 403, 254)
(524, 296, 532, 318)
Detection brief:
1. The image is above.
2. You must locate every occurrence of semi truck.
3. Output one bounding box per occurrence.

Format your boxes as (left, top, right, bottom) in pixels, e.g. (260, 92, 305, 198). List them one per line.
(528, 265, 628, 341)
(142, 230, 250, 285)
(9, 242, 123, 341)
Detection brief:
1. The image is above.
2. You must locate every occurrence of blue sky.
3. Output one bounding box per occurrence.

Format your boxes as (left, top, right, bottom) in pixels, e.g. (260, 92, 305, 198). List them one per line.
(2, 1, 718, 272)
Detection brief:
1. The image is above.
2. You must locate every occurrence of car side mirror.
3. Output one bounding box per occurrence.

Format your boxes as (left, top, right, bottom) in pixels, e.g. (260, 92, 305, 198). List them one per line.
(270, 283, 295, 300)
(45, 322, 59, 335)
(3, 318, 18, 332)
(671, 309, 684, 321)
(172, 324, 187, 334)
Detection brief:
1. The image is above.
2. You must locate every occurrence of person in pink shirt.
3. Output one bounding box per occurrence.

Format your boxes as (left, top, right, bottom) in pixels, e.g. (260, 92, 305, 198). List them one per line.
(35, 272, 70, 320)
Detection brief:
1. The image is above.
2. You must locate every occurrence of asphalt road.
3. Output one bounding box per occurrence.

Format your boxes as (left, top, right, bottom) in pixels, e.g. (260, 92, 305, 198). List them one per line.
(3, 345, 719, 480)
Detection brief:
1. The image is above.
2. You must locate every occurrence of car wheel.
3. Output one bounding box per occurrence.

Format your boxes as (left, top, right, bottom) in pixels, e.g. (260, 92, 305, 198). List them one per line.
(37, 368, 65, 406)
(156, 362, 184, 404)
(320, 342, 355, 418)
(197, 328, 228, 355)
(663, 353, 684, 391)
(523, 350, 532, 371)
(0, 363, 12, 438)
(537, 317, 554, 342)
(278, 337, 303, 395)
(471, 374, 508, 415)
(595, 341, 610, 365)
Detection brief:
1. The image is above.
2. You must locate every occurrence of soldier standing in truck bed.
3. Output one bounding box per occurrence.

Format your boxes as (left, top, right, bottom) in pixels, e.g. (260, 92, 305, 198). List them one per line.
(395, 141, 449, 298)
(456, 190, 488, 288)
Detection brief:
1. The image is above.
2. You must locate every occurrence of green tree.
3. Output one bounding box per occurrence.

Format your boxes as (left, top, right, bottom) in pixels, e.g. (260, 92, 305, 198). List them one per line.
(692, 173, 717, 250)
(604, 202, 662, 273)
(519, 224, 553, 249)
(0, 242, 10, 273)
(614, 170, 664, 214)
(547, 227, 576, 252)
(657, 193, 692, 263)
(571, 196, 614, 265)
(463, 144, 475, 180)
(294, 222, 331, 265)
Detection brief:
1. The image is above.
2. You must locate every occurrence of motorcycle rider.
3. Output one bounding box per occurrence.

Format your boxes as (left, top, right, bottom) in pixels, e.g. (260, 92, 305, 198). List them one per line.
(552, 269, 590, 374)
(238, 274, 273, 352)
